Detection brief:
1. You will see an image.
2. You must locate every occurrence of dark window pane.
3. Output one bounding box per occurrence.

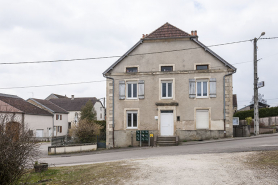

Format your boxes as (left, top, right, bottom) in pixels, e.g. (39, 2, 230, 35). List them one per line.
(168, 83, 172, 97)
(203, 82, 207, 96)
(162, 83, 166, 97)
(133, 113, 137, 127)
(196, 65, 208, 70)
(197, 82, 201, 96)
(128, 84, 132, 98)
(133, 84, 137, 97)
(128, 113, 131, 127)
(161, 66, 173, 72)
(126, 67, 138, 73)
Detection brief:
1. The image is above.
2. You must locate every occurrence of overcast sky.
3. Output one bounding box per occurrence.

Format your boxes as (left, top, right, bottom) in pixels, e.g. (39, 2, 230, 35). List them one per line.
(0, 0, 277, 109)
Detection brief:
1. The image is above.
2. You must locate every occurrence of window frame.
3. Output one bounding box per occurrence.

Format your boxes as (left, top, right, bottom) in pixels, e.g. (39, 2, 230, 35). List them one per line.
(126, 111, 138, 129)
(126, 81, 138, 99)
(196, 65, 209, 70)
(196, 80, 209, 98)
(126, 67, 138, 73)
(161, 66, 173, 72)
(161, 80, 173, 99)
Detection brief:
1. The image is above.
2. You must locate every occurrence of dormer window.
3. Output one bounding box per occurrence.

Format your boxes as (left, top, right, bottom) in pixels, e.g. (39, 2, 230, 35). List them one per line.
(196, 65, 209, 70)
(126, 67, 138, 73)
(161, 66, 173, 72)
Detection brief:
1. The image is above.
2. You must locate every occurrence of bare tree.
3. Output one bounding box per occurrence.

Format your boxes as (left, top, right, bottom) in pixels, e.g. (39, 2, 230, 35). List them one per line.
(250, 93, 267, 104)
(0, 112, 40, 184)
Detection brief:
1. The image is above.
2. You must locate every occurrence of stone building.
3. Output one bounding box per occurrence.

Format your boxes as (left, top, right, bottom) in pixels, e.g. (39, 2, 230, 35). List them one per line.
(103, 23, 236, 148)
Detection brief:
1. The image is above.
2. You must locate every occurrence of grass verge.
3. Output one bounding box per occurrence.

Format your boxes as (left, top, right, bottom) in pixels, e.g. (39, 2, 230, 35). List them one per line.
(20, 161, 136, 185)
(245, 150, 278, 171)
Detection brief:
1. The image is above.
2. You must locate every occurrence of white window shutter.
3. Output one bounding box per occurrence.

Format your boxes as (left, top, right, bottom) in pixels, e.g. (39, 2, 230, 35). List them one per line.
(210, 78, 216, 98)
(119, 81, 125, 100)
(138, 80, 145, 99)
(189, 79, 196, 99)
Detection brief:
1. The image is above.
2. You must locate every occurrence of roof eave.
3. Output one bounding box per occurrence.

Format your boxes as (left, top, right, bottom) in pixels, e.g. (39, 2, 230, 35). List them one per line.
(143, 35, 197, 40)
(103, 40, 143, 76)
(191, 38, 237, 71)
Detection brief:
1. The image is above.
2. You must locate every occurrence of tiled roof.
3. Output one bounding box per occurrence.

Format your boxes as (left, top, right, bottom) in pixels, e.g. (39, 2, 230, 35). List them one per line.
(145, 22, 191, 39)
(0, 94, 52, 116)
(49, 98, 98, 111)
(53, 94, 68, 99)
(233, 94, 237, 108)
(30, 99, 68, 114)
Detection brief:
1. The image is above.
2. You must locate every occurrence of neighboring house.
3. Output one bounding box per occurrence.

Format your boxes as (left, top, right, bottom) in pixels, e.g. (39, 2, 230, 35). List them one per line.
(48, 95, 105, 128)
(233, 94, 238, 113)
(0, 93, 53, 138)
(238, 102, 270, 112)
(28, 98, 69, 136)
(45, 93, 68, 100)
(103, 23, 236, 148)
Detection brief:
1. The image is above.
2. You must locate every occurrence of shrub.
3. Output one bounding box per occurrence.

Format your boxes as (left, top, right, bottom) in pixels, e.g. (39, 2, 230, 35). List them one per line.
(234, 106, 278, 120)
(0, 113, 39, 184)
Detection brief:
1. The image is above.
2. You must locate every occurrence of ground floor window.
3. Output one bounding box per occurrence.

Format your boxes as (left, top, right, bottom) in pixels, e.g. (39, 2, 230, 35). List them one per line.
(196, 109, 209, 129)
(127, 111, 138, 128)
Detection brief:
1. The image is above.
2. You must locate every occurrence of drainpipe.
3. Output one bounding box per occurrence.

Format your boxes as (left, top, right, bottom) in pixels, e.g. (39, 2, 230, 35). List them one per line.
(223, 70, 236, 137)
(103, 74, 115, 148)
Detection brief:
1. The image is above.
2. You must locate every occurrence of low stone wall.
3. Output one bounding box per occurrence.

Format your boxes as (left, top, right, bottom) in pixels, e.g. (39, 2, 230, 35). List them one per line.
(239, 116, 278, 127)
(48, 144, 97, 155)
(177, 130, 230, 141)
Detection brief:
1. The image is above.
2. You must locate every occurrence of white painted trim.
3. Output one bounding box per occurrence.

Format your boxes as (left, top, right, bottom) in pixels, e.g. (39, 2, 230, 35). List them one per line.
(159, 78, 175, 100)
(124, 108, 140, 130)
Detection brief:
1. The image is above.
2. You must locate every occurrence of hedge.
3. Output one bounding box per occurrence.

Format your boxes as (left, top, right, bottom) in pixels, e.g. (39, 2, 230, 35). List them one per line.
(234, 106, 278, 120)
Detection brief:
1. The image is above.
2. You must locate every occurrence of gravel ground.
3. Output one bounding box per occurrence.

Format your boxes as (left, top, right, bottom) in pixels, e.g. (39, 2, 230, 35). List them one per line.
(123, 152, 277, 185)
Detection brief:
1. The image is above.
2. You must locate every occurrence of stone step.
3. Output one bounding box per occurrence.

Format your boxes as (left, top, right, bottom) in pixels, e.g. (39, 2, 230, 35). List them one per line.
(157, 136, 176, 141)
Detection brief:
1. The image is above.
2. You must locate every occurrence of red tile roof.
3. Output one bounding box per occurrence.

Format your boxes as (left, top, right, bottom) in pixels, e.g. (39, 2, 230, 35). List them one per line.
(145, 22, 191, 39)
(0, 94, 52, 116)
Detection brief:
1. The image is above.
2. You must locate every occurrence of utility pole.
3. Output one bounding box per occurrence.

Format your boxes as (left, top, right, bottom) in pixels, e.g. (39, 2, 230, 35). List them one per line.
(253, 37, 259, 136)
(253, 32, 265, 136)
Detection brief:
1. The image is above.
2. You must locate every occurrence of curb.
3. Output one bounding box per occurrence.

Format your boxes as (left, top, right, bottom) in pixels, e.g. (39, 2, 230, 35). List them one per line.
(180, 133, 278, 146)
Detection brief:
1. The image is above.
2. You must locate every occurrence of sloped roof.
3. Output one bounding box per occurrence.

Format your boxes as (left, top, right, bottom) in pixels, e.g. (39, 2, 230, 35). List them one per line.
(53, 94, 68, 99)
(49, 98, 98, 111)
(0, 94, 52, 116)
(30, 98, 68, 114)
(145, 22, 191, 39)
(103, 22, 236, 75)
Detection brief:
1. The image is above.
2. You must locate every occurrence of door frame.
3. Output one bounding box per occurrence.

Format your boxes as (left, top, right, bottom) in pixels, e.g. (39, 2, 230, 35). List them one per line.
(158, 106, 176, 136)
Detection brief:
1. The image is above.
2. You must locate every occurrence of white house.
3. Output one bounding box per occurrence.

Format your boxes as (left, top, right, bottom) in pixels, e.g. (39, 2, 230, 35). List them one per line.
(0, 93, 53, 138)
(47, 95, 105, 127)
(27, 98, 69, 136)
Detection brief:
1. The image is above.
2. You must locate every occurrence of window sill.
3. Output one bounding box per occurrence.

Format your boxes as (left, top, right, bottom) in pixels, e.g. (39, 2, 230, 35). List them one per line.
(196, 96, 209, 99)
(161, 97, 173, 99)
(126, 127, 138, 130)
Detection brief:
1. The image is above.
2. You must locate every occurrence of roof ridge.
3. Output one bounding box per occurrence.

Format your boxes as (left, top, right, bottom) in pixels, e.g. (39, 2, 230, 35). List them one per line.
(46, 99, 68, 113)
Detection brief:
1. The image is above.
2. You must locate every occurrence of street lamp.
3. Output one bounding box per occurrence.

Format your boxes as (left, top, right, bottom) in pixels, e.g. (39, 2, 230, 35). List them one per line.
(253, 32, 265, 136)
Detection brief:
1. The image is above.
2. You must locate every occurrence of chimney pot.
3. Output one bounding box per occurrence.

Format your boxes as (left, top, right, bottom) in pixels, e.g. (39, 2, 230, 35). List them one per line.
(191, 31, 194, 35)
(195, 30, 197, 36)
(142, 34, 145, 38)
(71, 95, 74, 100)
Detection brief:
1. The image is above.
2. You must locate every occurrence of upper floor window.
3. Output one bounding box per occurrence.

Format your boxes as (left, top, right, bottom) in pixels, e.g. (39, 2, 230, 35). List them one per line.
(60, 115, 62, 120)
(197, 80, 208, 97)
(161, 66, 173, 72)
(127, 82, 137, 99)
(196, 65, 208, 70)
(126, 67, 138, 73)
(161, 81, 173, 99)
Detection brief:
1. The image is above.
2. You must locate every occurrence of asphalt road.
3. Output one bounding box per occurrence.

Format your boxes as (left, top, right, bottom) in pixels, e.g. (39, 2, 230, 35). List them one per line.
(39, 134, 278, 167)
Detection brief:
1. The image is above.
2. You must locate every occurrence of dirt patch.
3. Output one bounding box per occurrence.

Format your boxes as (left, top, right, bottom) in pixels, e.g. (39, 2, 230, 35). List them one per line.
(126, 152, 278, 185)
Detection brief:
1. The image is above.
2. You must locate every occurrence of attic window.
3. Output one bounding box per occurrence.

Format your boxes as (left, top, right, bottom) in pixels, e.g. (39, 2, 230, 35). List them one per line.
(126, 67, 138, 73)
(196, 65, 209, 70)
(161, 66, 173, 72)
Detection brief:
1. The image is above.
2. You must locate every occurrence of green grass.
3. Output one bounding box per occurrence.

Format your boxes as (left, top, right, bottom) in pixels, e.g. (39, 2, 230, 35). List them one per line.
(20, 161, 136, 184)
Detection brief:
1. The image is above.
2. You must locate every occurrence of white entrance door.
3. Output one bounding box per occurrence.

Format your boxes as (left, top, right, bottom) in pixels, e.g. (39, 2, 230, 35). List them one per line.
(160, 111, 174, 136)
(36, 129, 43, 137)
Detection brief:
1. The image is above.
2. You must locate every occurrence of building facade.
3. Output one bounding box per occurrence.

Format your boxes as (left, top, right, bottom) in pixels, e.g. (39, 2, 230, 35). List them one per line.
(103, 23, 236, 148)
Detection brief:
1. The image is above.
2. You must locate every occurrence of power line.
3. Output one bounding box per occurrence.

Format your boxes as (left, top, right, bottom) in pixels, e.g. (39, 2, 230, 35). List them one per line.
(0, 38, 254, 65)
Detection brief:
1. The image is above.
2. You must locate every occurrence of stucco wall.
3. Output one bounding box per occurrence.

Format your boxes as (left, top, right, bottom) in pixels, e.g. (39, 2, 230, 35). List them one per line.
(53, 113, 68, 136)
(105, 38, 234, 148)
(94, 102, 105, 121)
(25, 114, 53, 137)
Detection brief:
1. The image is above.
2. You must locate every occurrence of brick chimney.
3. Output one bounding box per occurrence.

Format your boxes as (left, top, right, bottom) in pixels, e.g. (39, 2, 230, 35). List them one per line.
(195, 30, 197, 36)
(191, 31, 194, 35)
(142, 34, 145, 39)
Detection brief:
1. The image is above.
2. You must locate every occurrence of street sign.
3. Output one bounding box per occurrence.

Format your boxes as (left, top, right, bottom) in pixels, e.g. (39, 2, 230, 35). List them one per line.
(150, 134, 153, 137)
(257, 81, 264, 88)
(233, 117, 239, 126)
